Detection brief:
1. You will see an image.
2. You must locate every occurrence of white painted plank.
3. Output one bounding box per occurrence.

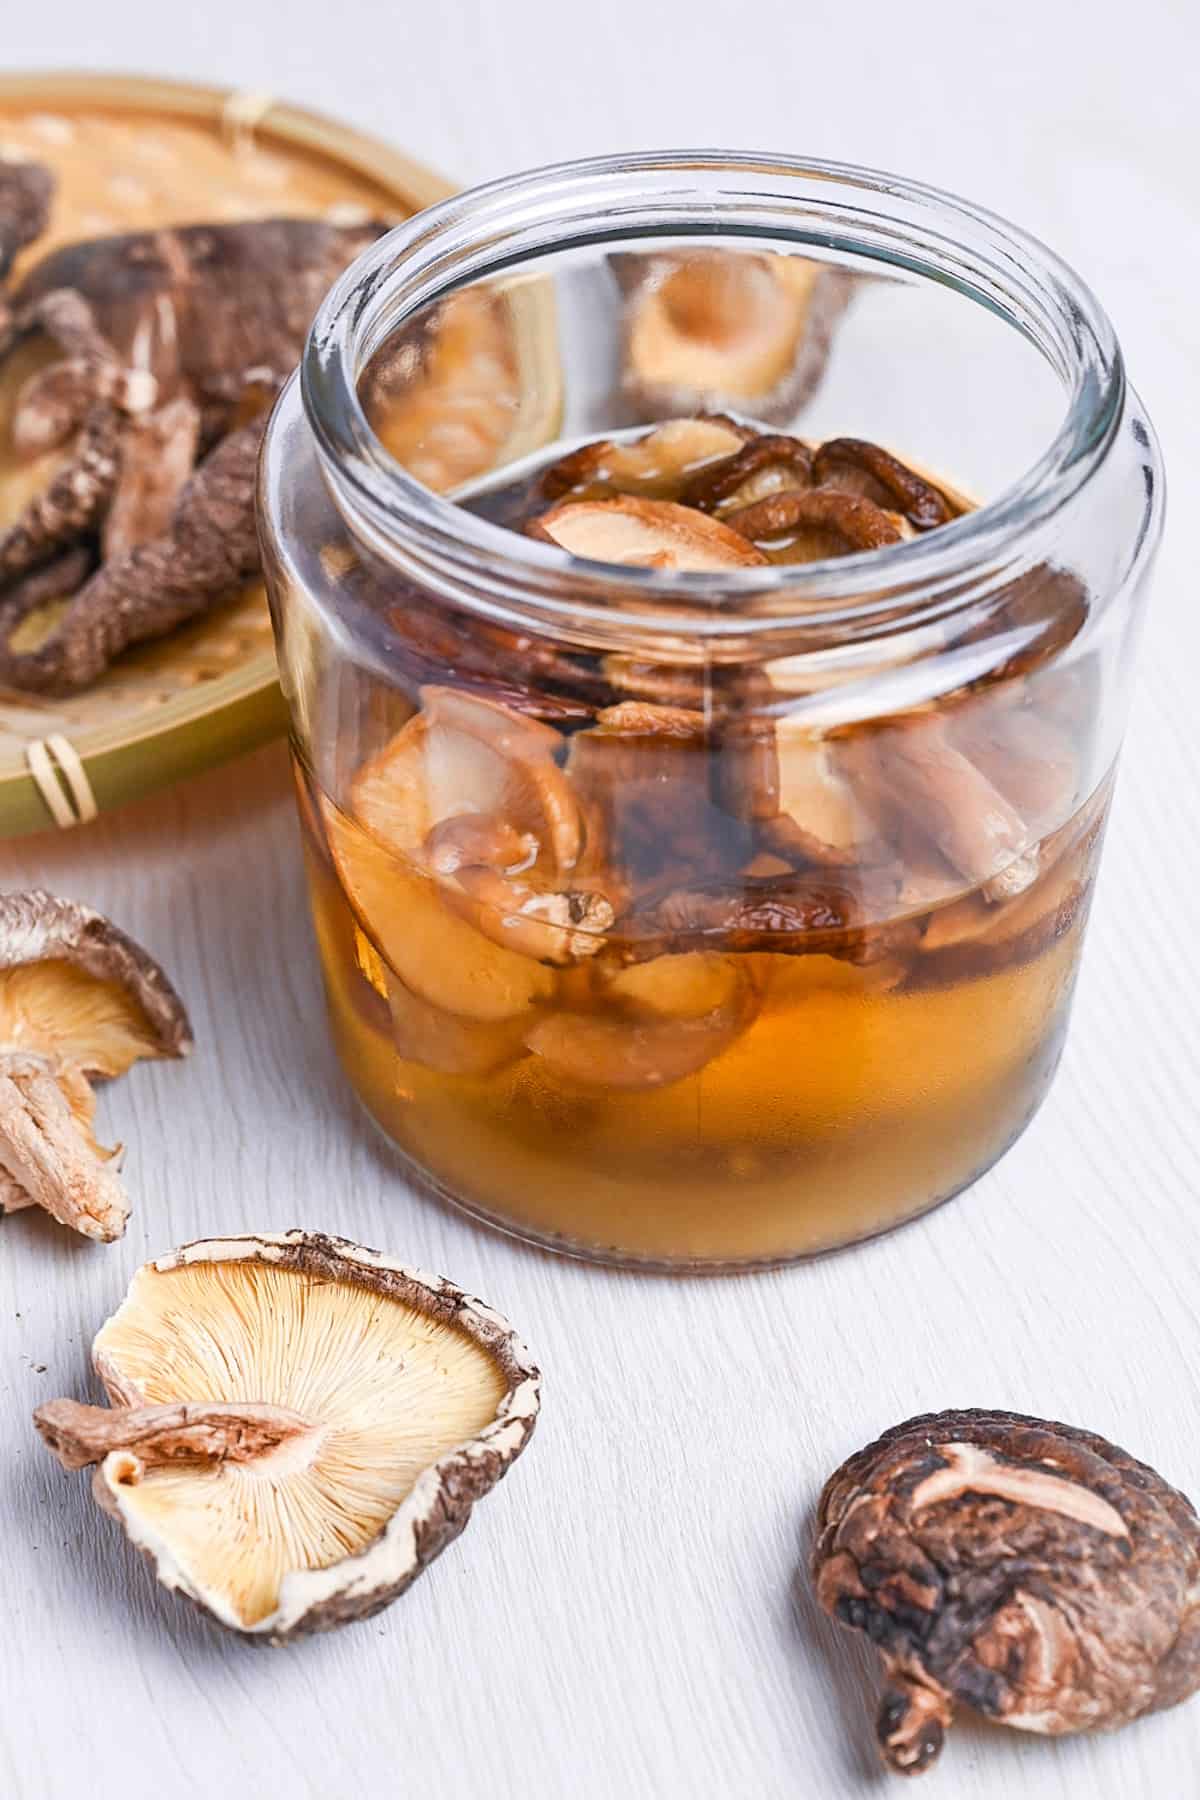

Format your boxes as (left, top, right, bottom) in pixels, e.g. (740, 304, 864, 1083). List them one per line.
(2, 3, 1198, 1795)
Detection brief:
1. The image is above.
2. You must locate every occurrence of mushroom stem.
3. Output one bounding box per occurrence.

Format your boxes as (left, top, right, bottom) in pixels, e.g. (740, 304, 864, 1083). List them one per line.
(856, 717, 1039, 902)
(34, 1397, 315, 1473)
(876, 1670, 953, 1775)
(0, 1062, 128, 1242)
(0, 1166, 34, 1213)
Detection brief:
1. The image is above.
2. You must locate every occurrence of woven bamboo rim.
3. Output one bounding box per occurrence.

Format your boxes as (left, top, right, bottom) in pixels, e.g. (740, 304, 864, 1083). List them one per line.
(0, 72, 562, 837)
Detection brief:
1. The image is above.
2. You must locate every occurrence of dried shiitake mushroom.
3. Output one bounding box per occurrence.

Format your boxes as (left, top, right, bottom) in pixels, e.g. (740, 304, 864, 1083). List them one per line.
(0, 158, 384, 693)
(0, 891, 190, 1240)
(35, 1232, 540, 1641)
(813, 1409, 1200, 1776)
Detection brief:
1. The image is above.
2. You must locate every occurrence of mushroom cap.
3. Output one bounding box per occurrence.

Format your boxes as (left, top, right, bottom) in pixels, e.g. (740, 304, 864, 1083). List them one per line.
(813, 1409, 1200, 1772)
(87, 1232, 540, 1642)
(0, 889, 191, 1069)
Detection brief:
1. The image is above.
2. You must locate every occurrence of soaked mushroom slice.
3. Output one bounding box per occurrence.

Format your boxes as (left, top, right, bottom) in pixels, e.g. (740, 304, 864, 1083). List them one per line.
(326, 739, 557, 1025)
(760, 728, 887, 868)
(565, 700, 740, 901)
(35, 1233, 540, 1641)
(418, 685, 583, 873)
(920, 820, 1092, 968)
(812, 1409, 1200, 1776)
(812, 438, 957, 530)
(388, 973, 531, 1077)
(620, 251, 850, 422)
(628, 868, 899, 963)
(856, 714, 1039, 901)
(0, 891, 191, 1241)
(447, 868, 613, 965)
(957, 562, 1090, 686)
(327, 689, 603, 1020)
(539, 415, 748, 501)
(722, 488, 904, 560)
(950, 700, 1079, 837)
(530, 495, 767, 571)
(680, 433, 814, 512)
(526, 951, 754, 1091)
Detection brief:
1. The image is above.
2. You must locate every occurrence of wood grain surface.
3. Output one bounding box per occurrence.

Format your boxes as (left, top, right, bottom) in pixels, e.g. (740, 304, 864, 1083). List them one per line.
(2, 3, 1197, 1795)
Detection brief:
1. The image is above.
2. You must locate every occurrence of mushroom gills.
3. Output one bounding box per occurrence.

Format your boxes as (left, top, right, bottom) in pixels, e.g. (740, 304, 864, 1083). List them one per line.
(81, 1251, 515, 1632)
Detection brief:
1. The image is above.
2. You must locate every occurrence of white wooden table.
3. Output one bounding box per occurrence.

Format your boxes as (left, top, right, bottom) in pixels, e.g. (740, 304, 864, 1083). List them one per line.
(3, 4, 1198, 1795)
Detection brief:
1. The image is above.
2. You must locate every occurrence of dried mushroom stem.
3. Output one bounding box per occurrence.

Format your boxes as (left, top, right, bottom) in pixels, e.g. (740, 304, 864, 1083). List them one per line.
(34, 1397, 315, 1474)
(0, 418, 263, 694)
(0, 892, 191, 1240)
(0, 1163, 33, 1213)
(0, 402, 122, 586)
(876, 1676, 954, 1777)
(858, 715, 1039, 901)
(101, 395, 202, 560)
(8, 287, 158, 446)
(0, 1058, 127, 1241)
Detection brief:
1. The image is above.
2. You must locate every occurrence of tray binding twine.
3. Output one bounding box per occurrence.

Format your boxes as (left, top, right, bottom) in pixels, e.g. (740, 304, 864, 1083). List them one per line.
(25, 735, 98, 828)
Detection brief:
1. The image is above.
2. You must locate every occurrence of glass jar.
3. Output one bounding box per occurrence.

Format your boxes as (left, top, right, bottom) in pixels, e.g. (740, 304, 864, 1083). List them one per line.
(259, 151, 1163, 1270)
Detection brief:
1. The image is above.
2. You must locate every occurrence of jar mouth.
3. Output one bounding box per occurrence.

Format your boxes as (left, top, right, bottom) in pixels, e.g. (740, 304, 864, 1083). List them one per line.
(302, 148, 1129, 638)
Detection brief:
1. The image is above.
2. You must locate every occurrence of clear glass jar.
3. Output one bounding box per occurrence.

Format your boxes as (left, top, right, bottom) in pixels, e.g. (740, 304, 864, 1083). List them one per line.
(259, 151, 1163, 1270)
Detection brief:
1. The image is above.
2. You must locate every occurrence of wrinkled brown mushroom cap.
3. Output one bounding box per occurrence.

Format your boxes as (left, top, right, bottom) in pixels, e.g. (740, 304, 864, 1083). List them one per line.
(812, 1409, 1200, 1776)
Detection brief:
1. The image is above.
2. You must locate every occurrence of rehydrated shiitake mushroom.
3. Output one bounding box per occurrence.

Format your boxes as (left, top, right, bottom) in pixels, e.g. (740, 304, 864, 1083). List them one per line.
(326, 686, 615, 1025)
(0, 890, 191, 1241)
(35, 1232, 540, 1641)
(538, 414, 748, 502)
(531, 494, 768, 571)
(616, 250, 850, 423)
(813, 1409, 1200, 1776)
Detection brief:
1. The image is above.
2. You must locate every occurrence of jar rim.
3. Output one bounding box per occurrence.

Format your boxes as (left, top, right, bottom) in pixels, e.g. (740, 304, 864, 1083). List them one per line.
(299, 147, 1143, 639)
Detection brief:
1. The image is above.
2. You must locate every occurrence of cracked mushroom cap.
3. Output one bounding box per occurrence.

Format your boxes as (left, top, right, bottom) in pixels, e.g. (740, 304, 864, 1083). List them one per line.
(0, 890, 191, 1068)
(812, 1409, 1200, 1776)
(36, 1233, 541, 1641)
(0, 891, 191, 1240)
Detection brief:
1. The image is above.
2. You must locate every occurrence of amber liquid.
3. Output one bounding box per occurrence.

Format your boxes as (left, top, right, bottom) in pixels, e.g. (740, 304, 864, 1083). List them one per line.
(296, 751, 1104, 1267)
